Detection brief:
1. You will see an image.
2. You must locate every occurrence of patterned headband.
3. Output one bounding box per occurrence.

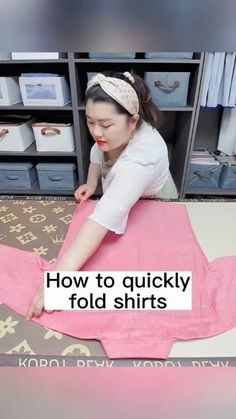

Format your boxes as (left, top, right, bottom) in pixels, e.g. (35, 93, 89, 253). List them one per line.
(86, 72, 139, 115)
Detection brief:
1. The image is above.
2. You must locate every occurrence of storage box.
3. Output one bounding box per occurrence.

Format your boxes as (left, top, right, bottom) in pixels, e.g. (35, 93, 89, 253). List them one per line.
(187, 163, 223, 188)
(145, 72, 190, 107)
(11, 52, 67, 60)
(36, 163, 78, 190)
(145, 53, 193, 59)
(87, 72, 97, 83)
(0, 53, 11, 60)
(0, 115, 35, 151)
(219, 164, 236, 189)
(0, 77, 22, 106)
(19, 74, 71, 106)
(89, 52, 135, 59)
(0, 162, 38, 189)
(32, 122, 75, 152)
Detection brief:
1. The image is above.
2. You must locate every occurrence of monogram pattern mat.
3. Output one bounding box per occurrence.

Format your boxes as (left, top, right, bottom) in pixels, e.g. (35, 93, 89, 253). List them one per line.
(0, 196, 105, 358)
(1, 195, 235, 363)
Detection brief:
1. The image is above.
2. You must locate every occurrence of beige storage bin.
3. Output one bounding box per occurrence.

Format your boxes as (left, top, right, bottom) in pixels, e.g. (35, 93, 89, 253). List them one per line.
(32, 122, 75, 152)
(0, 77, 22, 106)
(19, 74, 71, 106)
(0, 115, 35, 151)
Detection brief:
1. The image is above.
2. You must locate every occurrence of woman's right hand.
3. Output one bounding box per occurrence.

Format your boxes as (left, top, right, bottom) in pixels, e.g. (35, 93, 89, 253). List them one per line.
(74, 183, 96, 202)
(26, 282, 54, 320)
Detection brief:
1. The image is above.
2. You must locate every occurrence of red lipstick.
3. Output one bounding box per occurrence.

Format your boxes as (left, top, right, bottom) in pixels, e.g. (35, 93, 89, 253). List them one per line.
(96, 138, 107, 146)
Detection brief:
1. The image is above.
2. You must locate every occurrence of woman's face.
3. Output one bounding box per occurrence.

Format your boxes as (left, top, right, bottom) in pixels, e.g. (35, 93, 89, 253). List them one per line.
(86, 99, 139, 151)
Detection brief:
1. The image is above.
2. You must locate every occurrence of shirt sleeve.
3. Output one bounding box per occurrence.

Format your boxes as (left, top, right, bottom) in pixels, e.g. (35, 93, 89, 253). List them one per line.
(88, 161, 154, 234)
(90, 143, 103, 165)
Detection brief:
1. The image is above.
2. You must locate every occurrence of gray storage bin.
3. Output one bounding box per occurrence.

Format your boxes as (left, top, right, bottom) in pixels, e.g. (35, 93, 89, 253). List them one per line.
(0, 162, 38, 189)
(187, 163, 223, 188)
(36, 163, 78, 190)
(219, 165, 236, 189)
(145, 72, 190, 107)
(145, 52, 193, 59)
(89, 52, 135, 59)
(87, 72, 96, 83)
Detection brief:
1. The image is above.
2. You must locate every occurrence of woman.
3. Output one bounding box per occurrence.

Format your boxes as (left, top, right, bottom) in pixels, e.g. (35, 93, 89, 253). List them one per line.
(26, 70, 178, 319)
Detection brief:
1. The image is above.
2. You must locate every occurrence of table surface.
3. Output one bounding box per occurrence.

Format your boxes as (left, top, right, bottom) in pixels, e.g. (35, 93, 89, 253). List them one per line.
(170, 202, 236, 357)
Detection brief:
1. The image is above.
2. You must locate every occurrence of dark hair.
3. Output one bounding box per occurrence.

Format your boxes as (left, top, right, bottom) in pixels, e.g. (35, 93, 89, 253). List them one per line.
(85, 70, 164, 130)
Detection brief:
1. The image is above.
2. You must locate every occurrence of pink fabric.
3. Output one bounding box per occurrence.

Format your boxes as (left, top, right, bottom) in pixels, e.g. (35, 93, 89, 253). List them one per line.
(0, 200, 236, 359)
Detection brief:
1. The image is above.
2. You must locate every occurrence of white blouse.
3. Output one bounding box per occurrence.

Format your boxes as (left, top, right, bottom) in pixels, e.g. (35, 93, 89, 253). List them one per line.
(88, 120, 169, 234)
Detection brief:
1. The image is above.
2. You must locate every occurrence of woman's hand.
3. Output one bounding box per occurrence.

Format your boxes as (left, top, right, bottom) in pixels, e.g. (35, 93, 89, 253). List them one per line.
(26, 218, 108, 320)
(74, 183, 96, 202)
(26, 282, 54, 320)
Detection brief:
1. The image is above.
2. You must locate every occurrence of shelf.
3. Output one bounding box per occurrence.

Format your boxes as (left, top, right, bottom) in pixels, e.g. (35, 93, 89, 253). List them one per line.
(75, 60, 200, 74)
(0, 185, 75, 196)
(0, 51, 204, 197)
(186, 188, 236, 195)
(0, 59, 68, 64)
(160, 107, 193, 112)
(0, 102, 73, 111)
(78, 105, 194, 112)
(0, 142, 77, 157)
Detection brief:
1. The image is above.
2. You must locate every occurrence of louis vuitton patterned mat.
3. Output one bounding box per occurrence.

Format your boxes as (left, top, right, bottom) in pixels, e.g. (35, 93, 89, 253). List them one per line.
(1, 195, 236, 367)
(0, 196, 106, 360)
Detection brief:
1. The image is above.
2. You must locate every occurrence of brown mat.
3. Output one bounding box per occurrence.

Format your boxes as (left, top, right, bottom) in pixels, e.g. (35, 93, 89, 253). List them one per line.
(0, 196, 105, 358)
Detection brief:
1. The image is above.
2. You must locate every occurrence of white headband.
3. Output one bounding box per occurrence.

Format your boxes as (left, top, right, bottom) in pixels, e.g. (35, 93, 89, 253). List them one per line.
(86, 72, 139, 115)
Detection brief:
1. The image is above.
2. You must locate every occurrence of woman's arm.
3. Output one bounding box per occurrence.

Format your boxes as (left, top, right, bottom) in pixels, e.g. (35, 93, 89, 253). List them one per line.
(86, 162, 102, 190)
(27, 161, 153, 318)
(54, 218, 108, 271)
(75, 162, 101, 201)
(26, 218, 108, 319)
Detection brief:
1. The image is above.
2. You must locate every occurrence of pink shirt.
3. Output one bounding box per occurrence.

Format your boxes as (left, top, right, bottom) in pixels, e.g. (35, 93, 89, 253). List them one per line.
(0, 199, 236, 359)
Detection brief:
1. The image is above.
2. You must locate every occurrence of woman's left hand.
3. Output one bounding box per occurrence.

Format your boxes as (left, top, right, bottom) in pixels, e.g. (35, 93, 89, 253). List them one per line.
(26, 282, 54, 320)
